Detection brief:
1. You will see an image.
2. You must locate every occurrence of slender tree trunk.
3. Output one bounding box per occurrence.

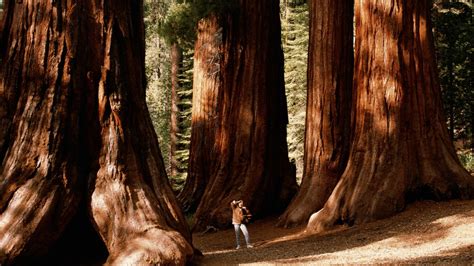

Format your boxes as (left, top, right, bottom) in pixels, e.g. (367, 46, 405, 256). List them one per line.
(0, 1, 194, 264)
(471, 103, 474, 150)
(447, 59, 455, 140)
(182, 1, 298, 231)
(307, 0, 474, 233)
(170, 42, 181, 179)
(277, 0, 353, 228)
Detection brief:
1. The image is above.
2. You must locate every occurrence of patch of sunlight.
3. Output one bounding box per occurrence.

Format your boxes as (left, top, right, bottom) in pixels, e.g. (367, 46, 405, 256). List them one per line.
(204, 249, 238, 255)
(243, 212, 474, 265)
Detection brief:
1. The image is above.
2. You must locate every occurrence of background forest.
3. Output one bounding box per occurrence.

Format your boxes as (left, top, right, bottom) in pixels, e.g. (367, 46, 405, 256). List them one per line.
(0, 0, 472, 264)
(144, 0, 473, 190)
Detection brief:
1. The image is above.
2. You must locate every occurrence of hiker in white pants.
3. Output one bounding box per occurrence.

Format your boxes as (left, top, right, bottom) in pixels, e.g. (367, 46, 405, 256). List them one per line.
(231, 200, 253, 249)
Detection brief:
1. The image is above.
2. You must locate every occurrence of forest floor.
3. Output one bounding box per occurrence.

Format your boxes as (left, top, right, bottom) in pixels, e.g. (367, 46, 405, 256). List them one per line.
(193, 200, 474, 265)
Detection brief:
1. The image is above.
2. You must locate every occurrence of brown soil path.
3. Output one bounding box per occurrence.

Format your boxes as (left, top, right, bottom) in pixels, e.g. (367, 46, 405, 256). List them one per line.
(193, 200, 474, 265)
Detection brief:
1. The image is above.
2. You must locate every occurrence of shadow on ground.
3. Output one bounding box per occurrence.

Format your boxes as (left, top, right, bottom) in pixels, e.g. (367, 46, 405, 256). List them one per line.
(193, 200, 474, 265)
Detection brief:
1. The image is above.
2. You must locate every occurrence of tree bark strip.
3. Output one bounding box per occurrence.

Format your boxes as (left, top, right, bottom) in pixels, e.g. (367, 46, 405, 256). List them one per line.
(277, 0, 353, 228)
(177, 15, 220, 213)
(0, 1, 82, 261)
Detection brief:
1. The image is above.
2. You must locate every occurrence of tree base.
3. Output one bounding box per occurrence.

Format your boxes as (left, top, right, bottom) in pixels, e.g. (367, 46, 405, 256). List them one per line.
(106, 230, 194, 265)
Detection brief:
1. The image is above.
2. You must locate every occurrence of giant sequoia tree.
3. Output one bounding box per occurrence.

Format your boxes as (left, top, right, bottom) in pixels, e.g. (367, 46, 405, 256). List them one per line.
(179, 1, 298, 230)
(177, 15, 219, 213)
(277, 0, 353, 228)
(0, 1, 194, 264)
(307, 0, 474, 232)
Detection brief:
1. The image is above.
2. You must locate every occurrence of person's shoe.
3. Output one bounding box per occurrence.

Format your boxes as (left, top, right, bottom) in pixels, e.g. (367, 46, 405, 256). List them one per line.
(235, 246, 241, 250)
(247, 244, 254, 248)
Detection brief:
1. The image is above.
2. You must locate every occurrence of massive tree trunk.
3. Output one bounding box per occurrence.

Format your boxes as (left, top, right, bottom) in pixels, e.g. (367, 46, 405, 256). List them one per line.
(0, 1, 194, 264)
(181, 1, 298, 230)
(0, 1, 83, 261)
(277, 0, 353, 228)
(177, 16, 219, 213)
(307, 0, 474, 233)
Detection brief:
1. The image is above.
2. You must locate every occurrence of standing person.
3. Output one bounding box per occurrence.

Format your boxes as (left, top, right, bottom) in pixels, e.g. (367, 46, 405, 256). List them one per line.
(231, 200, 254, 249)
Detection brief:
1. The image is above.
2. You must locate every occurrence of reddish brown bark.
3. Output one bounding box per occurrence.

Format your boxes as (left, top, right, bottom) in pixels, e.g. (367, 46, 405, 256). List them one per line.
(307, 0, 474, 233)
(277, 0, 353, 228)
(0, 1, 194, 264)
(177, 16, 219, 213)
(0, 1, 83, 261)
(181, 1, 298, 230)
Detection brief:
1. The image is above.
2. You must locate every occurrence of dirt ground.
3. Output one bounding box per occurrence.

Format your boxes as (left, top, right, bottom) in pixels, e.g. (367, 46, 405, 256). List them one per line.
(193, 200, 474, 265)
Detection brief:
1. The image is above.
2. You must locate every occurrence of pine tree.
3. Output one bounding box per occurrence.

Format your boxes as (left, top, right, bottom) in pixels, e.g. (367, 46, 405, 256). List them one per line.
(145, 0, 194, 191)
(280, 1, 309, 183)
(432, 1, 473, 148)
(145, 0, 172, 175)
(174, 49, 194, 189)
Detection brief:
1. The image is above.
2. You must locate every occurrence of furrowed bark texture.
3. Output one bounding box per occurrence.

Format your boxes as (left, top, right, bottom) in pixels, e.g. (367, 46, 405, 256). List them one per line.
(182, 1, 298, 231)
(88, 2, 193, 263)
(307, 0, 474, 233)
(177, 16, 219, 213)
(277, 0, 353, 228)
(0, 1, 194, 264)
(0, 1, 82, 262)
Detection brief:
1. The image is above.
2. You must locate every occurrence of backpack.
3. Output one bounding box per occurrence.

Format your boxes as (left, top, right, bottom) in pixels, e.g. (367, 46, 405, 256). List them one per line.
(241, 207, 252, 224)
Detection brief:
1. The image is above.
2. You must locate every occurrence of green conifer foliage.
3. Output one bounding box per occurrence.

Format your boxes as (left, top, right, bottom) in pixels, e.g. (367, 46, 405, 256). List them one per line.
(173, 50, 194, 189)
(432, 1, 473, 172)
(144, 1, 192, 189)
(146, 1, 238, 191)
(145, 0, 172, 174)
(281, 2, 309, 183)
(432, 1, 473, 147)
